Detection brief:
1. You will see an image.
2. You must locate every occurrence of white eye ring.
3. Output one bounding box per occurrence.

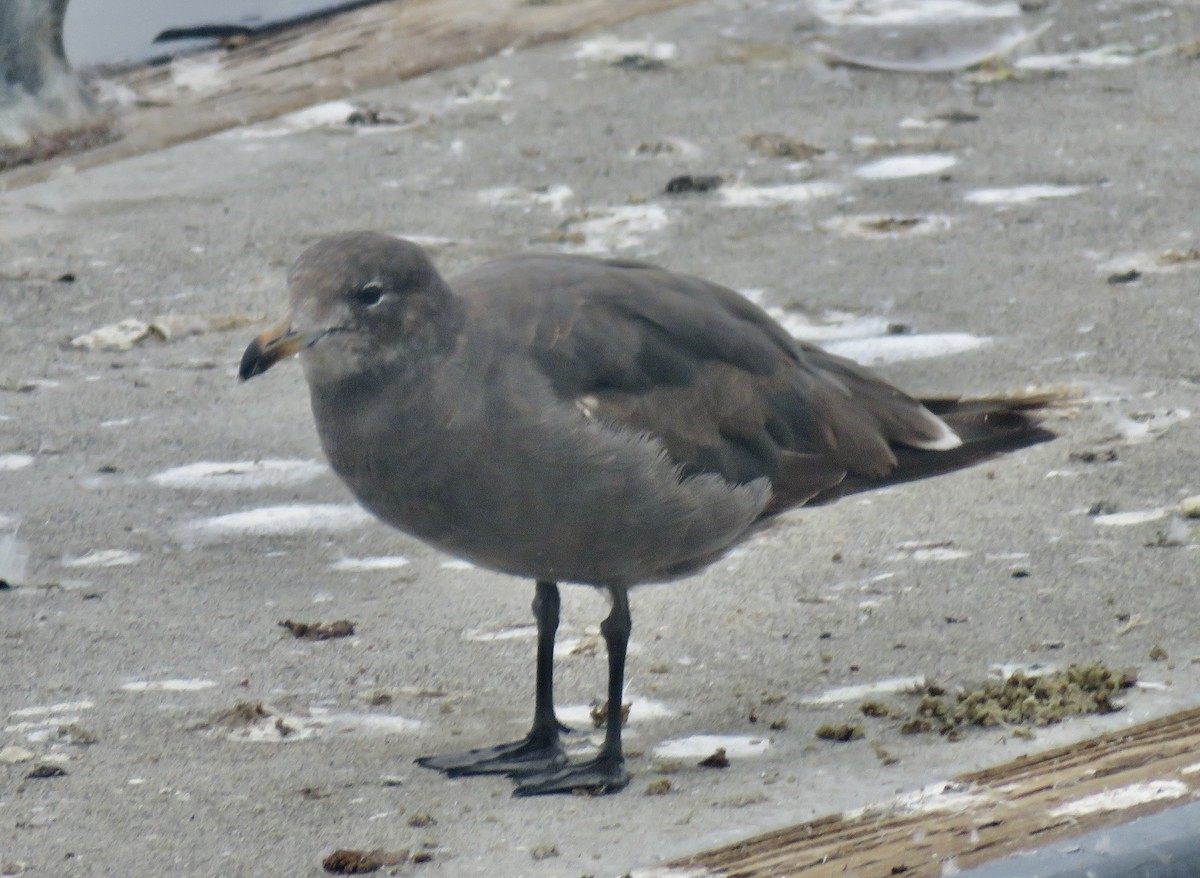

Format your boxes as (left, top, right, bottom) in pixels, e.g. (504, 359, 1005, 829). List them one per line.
(355, 281, 386, 307)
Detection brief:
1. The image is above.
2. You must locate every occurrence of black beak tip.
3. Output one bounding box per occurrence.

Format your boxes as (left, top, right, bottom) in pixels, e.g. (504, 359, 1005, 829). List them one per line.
(238, 341, 266, 382)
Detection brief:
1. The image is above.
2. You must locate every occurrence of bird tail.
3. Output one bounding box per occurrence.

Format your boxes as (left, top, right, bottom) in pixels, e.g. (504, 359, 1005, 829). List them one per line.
(806, 388, 1075, 505)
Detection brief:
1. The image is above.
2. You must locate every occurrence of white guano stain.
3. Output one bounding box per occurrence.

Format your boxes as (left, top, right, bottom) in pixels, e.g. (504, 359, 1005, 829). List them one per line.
(177, 504, 373, 544)
(150, 459, 327, 490)
(559, 204, 671, 254)
(330, 556, 411, 572)
(121, 679, 217, 692)
(558, 697, 673, 727)
(1048, 781, 1189, 818)
(62, 549, 141, 568)
(571, 35, 678, 64)
(854, 154, 958, 179)
(654, 734, 769, 760)
(1092, 509, 1167, 527)
(964, 184, 1087, 205)
(825, 333, 990, 366)
(802, 675, 927, 705)
(718, 181, 842, 208)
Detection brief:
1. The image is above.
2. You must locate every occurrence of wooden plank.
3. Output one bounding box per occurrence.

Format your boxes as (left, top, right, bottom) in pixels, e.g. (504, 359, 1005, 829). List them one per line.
(0, 0, 696, 190)
(654, 707, 1200, 877)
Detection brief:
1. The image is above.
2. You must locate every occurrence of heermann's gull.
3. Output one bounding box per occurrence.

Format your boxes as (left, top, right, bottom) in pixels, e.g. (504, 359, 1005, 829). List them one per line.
(239, 231, 1056, 796)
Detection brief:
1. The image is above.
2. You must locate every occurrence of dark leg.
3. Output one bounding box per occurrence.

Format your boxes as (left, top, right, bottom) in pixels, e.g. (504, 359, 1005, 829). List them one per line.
(416, 580, 568, 776)
(513, 587, 632, 796)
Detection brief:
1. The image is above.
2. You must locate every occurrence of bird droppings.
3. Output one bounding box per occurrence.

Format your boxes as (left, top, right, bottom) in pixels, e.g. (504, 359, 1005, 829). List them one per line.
(1048, 781, 1189, 818)
(802, 675, 928, 706)
(149, 459, 327, 490)
(742, 133, 824, 160)
(854, 154, 958, 179)
(698, 748, 730, 768)
(121, 679, 217, 692)
(823, 333, 991, 366)
(816, 723, 865, 742)
(664, 174, 723, 194)
(963, 184, 1088, 205)
(717, 181, 842, 208)
(464, 623, 537, 642)
(550, 204, 671, 254)
(1092, 509, 1167, 527)
(223, 100, 372, 139)
(1016, 45, 1148, 71)
(176, 503, 373, 545)
(809, 0, 1020, 27)
(330, 555, 411, 572)
(1111, 408, 1191, 445)
(821, 214, 952, 239)
(279, 619, 356, 640)
(559, 697, 672, 727)
(871, 663, 1137, 738)
(571, 35, 678, 65)
(0, 532, 30, 586)
(654, 735, 769, 760)
(0, 454, 34, 471)
(61, 549, 141, 568)
(476, 183, 574, 213)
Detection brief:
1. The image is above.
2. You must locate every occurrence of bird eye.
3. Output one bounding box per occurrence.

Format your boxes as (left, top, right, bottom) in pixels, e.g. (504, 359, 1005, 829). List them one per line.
(354, 281, 386, 307)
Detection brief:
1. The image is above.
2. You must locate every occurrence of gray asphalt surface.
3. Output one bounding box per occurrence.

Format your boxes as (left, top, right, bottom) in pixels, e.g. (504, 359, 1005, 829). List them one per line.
(2, 0, 1199, 875)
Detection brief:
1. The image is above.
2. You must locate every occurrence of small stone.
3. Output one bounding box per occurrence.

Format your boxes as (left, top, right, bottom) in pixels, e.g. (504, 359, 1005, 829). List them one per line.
(530, 844, 559, 861)
(1150, 644, 1169, 661)
(1180, 496, 1200, 519)
(0, 745, 35, 763)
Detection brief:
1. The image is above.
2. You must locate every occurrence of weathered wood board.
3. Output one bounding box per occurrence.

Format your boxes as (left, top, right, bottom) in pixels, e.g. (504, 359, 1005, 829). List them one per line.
(650, 707, 1200, 877)
(0, 0, 695, 190)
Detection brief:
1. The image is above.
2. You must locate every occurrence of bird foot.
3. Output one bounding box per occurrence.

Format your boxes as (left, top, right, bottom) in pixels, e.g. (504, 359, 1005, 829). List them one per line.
(511, 753, 629, 797)
(416, 731, 567, 777)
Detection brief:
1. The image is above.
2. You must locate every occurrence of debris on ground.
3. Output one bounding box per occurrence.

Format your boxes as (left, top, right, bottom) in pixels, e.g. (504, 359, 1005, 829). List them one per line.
(590, 700, 631, 728)
(646, 778, 672, 795)
(279, 619, 356, 640)
(664, 174, 723, 194)
(815, 723, 864, 742)
(69, 313, 260, 352)
(743, 132, 824, 160)
(871, 663, 1137, 739)
(698, 748, 730, 768)
(322, 848, 413, 874)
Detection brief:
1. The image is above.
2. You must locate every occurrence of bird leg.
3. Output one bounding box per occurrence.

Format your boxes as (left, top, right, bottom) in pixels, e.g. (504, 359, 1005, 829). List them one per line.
(416, 579, 569, 776)
(513, 587, 632, 796)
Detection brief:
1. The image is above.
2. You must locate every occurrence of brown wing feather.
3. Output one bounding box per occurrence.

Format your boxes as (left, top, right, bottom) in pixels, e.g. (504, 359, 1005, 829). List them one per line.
(506, 255, 958, 497)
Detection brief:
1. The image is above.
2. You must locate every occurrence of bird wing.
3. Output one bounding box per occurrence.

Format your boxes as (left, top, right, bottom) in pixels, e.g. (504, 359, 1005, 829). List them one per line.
(456, 254, 956, 511)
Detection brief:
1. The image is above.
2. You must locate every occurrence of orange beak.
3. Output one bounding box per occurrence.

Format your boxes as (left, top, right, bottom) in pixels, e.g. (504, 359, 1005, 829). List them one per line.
(238, 315, 324, 381)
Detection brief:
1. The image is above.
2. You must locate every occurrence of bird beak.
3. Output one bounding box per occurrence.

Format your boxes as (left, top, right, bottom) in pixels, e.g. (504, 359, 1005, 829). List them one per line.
(238, 315, 324, 381)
